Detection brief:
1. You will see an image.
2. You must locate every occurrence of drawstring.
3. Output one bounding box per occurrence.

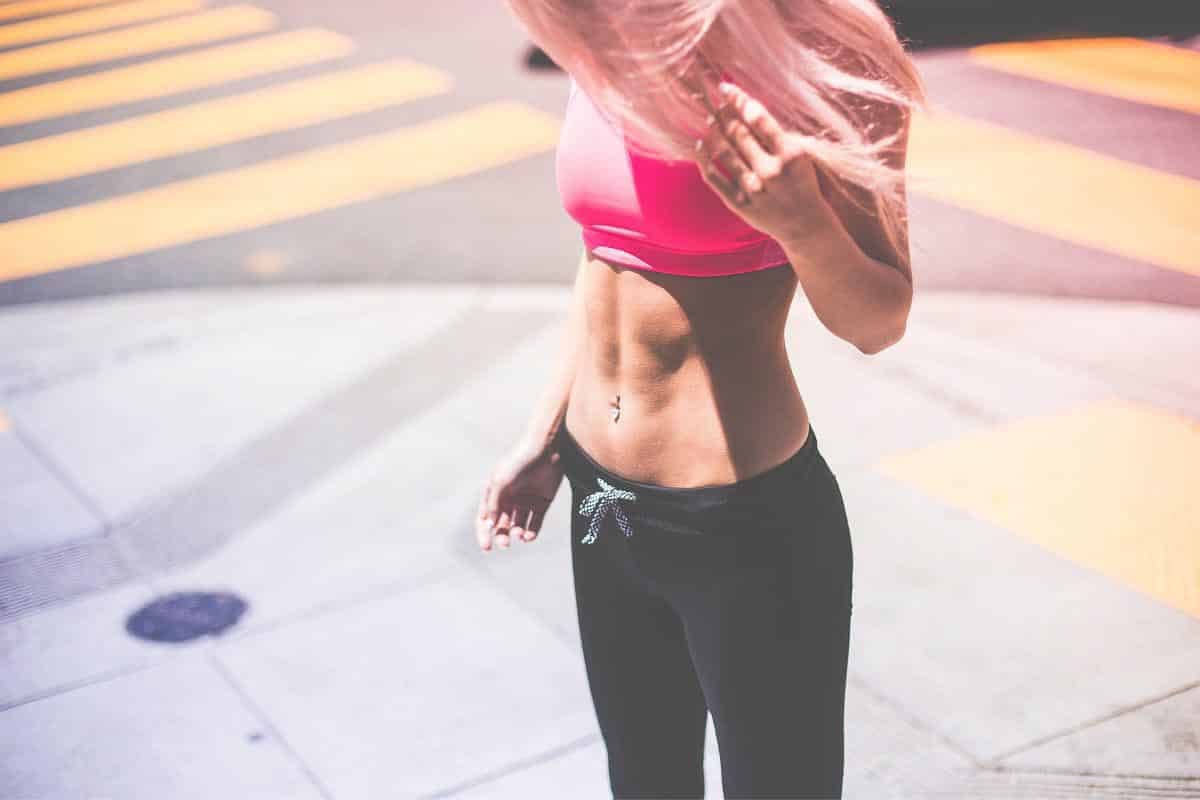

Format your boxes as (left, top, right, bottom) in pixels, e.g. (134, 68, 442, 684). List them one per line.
(578, 477, 638, 544)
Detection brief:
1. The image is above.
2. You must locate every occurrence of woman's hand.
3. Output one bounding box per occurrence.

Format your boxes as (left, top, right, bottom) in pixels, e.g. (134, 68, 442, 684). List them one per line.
(693, 81, 835, 244)
(476, 435, 566, 551)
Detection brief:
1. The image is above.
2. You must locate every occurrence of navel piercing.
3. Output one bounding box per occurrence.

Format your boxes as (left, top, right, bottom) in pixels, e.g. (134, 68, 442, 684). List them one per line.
(609, 394, 621, 423)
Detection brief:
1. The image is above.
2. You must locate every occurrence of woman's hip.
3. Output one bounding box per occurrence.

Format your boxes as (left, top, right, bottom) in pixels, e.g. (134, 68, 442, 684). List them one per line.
(564, 419, 854, 667)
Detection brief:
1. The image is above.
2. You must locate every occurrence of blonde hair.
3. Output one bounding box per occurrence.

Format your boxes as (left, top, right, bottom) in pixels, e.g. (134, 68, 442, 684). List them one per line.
(504, 0, 929, 266)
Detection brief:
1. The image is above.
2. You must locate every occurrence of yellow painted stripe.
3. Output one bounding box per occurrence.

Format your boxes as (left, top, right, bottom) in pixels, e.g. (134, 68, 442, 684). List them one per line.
(0, 0, 123, 23)
(876, 399, 1200, 619)
(0, 101, 562, 281)
(0, 60, 453, 191)
(0, 4, 276, 82)
(0, 0, 203, 48)
(0, 28, 353, 126)
(970, 37, 1200, 115)
(908, 106, 1200, 277)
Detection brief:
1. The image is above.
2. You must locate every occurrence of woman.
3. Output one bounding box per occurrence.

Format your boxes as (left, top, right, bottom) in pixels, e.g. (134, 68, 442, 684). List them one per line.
(478, 1, 926, 797)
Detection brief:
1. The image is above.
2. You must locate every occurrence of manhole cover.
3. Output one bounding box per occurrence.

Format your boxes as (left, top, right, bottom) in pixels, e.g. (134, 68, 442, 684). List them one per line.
(126, 590, 248, 643)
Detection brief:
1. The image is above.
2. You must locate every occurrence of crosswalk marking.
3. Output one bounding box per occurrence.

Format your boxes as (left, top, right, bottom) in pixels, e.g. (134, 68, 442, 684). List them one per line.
(0, 28, 353, 126)
(0, 0, 124, 23)
(0, 60, 453, 191)
(909, 106, 1200, 277)
(876, 399, 1200, 619)
(0, 101, 563, 281)
(0, 23, 1192, 289)
(0, 4, 275, 81)
(970, 36, 1200, 115)
(0, 0, 202, 48)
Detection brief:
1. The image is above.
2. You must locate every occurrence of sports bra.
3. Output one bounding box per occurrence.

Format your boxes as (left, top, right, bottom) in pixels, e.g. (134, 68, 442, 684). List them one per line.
(555, 74, 790, 278)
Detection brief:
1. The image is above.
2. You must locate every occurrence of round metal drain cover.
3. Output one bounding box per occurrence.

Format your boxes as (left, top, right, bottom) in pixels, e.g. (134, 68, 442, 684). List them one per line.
(126, 590, 248, 643)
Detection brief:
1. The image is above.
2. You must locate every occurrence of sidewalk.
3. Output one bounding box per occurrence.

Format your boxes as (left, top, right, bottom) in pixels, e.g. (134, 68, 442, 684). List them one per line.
(1, 282, 1197, 799)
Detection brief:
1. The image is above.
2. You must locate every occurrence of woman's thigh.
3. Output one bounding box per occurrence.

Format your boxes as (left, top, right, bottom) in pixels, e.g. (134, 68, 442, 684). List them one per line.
(568, 481, 710, 798)
(634, 450, 854, 799)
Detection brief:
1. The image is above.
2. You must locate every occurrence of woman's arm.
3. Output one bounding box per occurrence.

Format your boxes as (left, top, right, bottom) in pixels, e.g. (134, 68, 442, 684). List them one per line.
(779, 192, 912, 356)
(521, 248, 590, 453)
(695, 72, 914, 356)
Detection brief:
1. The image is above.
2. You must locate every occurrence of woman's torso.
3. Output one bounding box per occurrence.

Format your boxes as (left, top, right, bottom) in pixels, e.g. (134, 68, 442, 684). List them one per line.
(563, 254, 811, 489)
(558, 74, 812, 488)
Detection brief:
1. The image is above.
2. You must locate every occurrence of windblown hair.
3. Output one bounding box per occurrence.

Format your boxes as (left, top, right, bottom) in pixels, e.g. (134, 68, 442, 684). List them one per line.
(504, 0, 929, 266)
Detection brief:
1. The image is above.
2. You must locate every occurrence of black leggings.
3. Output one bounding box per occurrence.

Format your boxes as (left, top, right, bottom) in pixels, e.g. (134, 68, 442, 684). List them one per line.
(554, 422, 853, 800)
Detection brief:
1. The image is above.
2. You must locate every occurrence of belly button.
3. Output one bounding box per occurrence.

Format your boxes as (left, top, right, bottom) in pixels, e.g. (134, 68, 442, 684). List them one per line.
(609, 393, 621, 423)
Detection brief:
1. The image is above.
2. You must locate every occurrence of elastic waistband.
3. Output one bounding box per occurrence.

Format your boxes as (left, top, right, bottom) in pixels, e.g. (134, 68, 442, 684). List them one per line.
(554, 422, 820, 513)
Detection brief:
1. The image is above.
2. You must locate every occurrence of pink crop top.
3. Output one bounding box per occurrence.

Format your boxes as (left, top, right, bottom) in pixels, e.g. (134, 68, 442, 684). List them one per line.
(555, 75, 790, 278)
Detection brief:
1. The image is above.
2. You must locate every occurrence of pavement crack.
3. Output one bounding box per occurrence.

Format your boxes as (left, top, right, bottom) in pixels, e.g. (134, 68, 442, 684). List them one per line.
(208, 652, 337, 800)
(984, 679, 1200, 767)
(418, 731, 601, 798)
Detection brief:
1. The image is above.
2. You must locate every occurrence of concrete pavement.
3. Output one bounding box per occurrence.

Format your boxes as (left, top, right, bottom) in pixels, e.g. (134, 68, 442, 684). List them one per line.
(1, 281, 1197, 798)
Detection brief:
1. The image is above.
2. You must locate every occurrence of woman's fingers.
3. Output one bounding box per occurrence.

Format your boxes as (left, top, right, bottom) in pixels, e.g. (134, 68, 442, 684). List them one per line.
(493, 509, 513, 548)
(483, 473, 515, 548)
(696, 136, 744, 207)
(515, 505, 542, 542)
(478, 476, 550, 551)
(718, 82, 786, 167)
(508, 505, 526, 544)
(484, 474, 503, 521)
(476, 479, 495, 550)
(480, 504, 546, 549)
(523, 504, 546, 542)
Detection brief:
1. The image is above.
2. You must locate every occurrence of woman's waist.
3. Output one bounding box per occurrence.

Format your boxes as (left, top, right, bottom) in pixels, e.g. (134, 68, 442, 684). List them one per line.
(564, 366, 809, 490)
(556, 416, 822, 536)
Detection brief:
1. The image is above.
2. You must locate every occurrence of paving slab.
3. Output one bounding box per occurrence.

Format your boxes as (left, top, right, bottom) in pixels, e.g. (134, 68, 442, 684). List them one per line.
(910, 291, 1200, 411)
(433, 736, 609, 799)
(907, 292, 1200, 400)
(1, 286, 560, 623)
(445, 674, 981, 799)
(783, 289, 996, 470)
(110, 300, 555, 575)
(4, 285, 485, 525)
(450, 475, 578, 650)
(216, 565, 597, 798)
(875, 398, 1200, 619)
(843, 675, 975, 799)
(0, 653, 327, 800)
(0, 287, 465, 399)
(0, 429, 100, 560)
(787, 294, 1143, 479)
(0, 578, 160, 709)
(1002, 683, 1200, 779)
(155, 403, 488, 636)
(443, 721, 728, 799)
(438, 312, 569, 455)
(841, 466, 1200, 763)
(876, 321, 1120, 422)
